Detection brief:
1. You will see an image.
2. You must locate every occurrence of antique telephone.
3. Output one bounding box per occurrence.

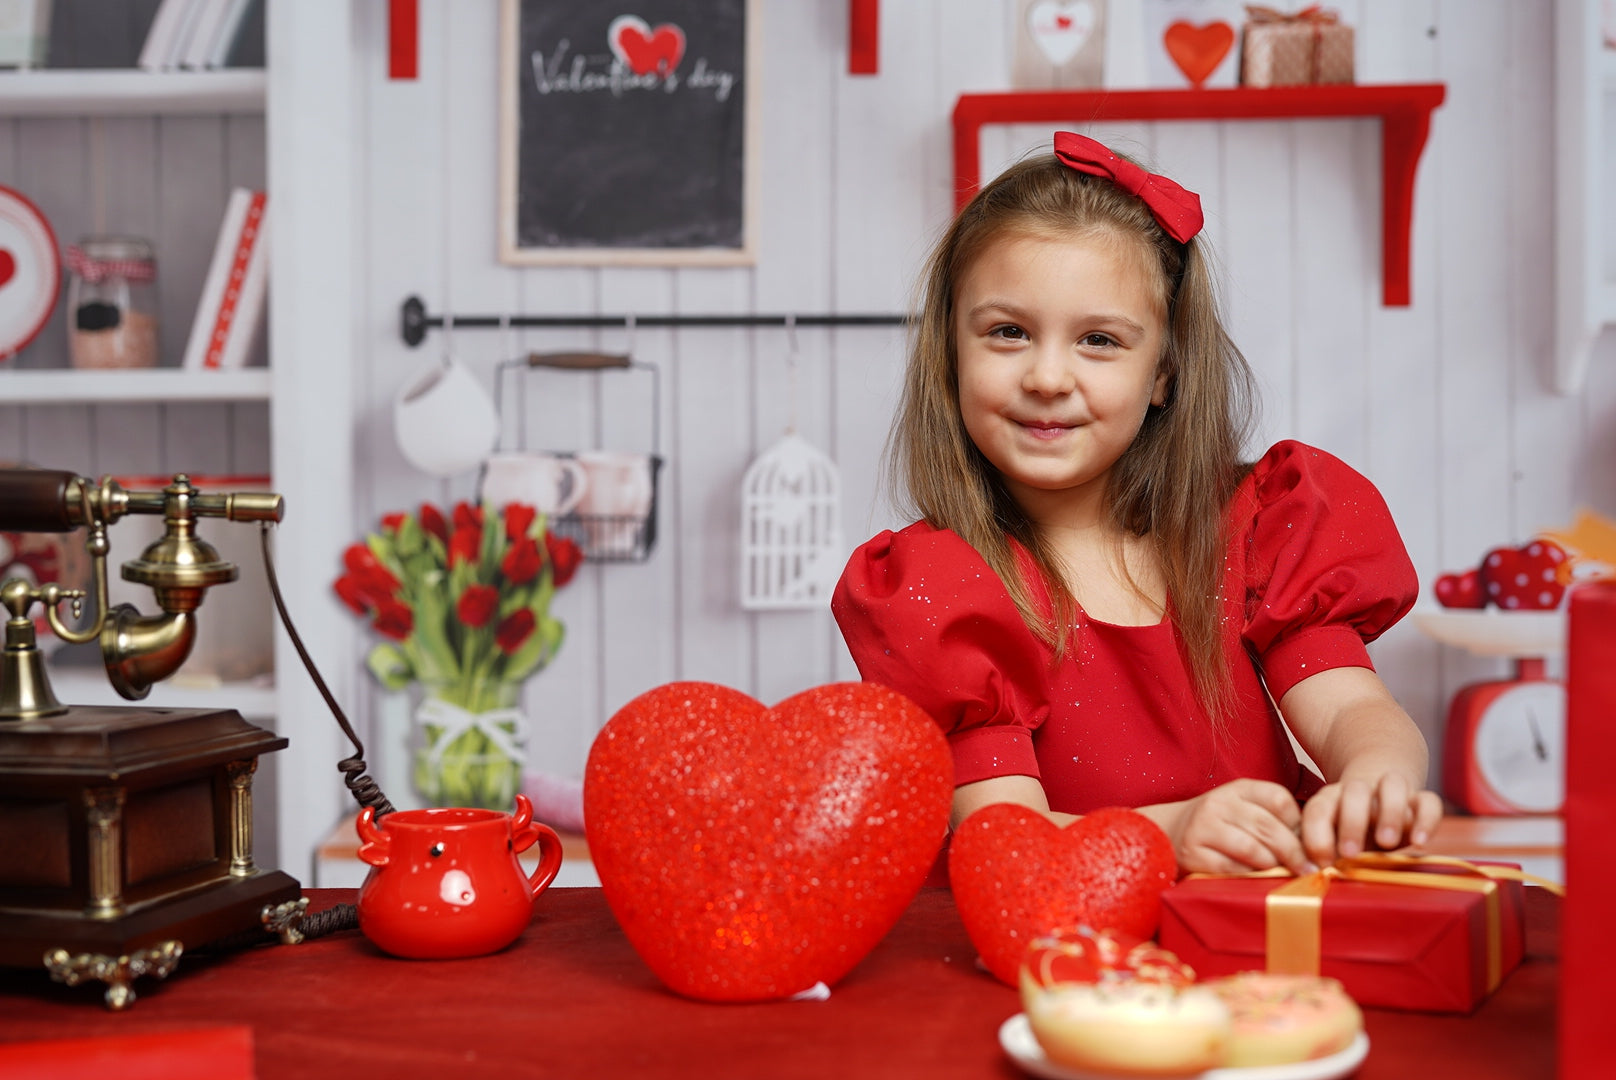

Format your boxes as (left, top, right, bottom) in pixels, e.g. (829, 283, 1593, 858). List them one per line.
(0, 468, 327, 1008)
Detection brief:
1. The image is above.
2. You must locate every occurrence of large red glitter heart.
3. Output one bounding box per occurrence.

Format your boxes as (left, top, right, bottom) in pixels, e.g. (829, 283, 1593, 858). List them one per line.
(949, 803, 1177, 986)
(584, 681, 953, 1001)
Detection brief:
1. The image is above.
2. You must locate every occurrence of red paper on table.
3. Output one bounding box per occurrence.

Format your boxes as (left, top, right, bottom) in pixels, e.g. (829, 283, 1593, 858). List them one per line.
(0, 1026, 253, 1079)
(1159, 864, 1525, 1014)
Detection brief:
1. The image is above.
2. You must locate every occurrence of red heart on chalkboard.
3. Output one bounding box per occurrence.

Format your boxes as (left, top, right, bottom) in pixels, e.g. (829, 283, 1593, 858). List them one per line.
(608, 16, 686, 77)
(0, 249, 15, 289)
(1163, 20, 1235, 88)
(584, 681, 953, 1002)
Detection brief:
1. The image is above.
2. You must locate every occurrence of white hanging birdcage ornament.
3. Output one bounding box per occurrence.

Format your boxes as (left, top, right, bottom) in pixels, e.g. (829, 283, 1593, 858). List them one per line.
(740, 432, 843, 610)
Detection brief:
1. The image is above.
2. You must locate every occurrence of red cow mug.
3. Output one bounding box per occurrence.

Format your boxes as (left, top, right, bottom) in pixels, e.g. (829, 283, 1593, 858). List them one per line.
(355, 794, 563, 959)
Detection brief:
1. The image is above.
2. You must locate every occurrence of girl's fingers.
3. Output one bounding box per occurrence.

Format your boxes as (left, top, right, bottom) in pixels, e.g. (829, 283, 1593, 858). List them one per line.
(1372, 774, 1414, 850)
(1410, 790, 1444, 847)
(1299, 788, 1342, 867)
(1332, 779, 1374, 858)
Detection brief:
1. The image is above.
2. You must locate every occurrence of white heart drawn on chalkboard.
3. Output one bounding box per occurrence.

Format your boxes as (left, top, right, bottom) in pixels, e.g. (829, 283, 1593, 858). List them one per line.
(607, 15, 686, 78)
(1027, 0, 1095, 66)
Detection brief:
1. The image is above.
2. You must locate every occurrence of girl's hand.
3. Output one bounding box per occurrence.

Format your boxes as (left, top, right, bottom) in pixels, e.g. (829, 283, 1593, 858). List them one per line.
(1159, 779, 1311, 876)
(1300, 773, 1443, 867)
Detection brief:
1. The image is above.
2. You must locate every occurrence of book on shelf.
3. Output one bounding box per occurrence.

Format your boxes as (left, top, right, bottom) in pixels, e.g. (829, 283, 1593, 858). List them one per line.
(137, 0, 196, 71)
(177, 0, 230, 70)
(182, 188, 269, 372)
(0, 0, 53, 69)
(139, 0, 255, 71)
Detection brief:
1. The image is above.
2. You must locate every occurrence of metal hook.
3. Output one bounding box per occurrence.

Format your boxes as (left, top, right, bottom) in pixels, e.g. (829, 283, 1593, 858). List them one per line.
(784, 314, 799, 437)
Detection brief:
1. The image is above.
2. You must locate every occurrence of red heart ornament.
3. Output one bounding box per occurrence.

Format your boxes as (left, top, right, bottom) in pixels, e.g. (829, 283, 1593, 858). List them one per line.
(1480, 540, 1568, 610)
(584, 681, 953, 1001)
(949, 803, 1177, 986)
(607, 16, 686, 77)
(1163, 20, 1235, 88)
(0, 248, 14, 288)
(1435, 568, 1487, 609)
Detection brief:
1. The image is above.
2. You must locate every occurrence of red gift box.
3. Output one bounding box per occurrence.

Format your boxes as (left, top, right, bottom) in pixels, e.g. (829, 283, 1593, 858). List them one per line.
(1159, 857, 1527, 1014)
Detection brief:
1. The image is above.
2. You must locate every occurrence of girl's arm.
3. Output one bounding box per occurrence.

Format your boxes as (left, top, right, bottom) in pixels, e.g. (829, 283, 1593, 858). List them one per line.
(950, 774, 1315, 876)
(1278, 665, 1444, 866)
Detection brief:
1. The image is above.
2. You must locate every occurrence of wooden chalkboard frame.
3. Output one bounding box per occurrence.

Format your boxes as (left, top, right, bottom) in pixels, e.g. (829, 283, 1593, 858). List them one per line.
(498, 0, 760, 267)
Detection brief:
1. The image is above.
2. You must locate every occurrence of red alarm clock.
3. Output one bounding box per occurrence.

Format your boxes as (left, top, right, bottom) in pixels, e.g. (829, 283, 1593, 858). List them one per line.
(1441, 657, 1565, 815)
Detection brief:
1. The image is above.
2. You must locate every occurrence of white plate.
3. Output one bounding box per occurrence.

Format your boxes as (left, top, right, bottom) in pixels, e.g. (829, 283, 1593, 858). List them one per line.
(999, 1013, 1370, 1080)
(1411, 608, 1566, 658)
(0, 184, 60, 361)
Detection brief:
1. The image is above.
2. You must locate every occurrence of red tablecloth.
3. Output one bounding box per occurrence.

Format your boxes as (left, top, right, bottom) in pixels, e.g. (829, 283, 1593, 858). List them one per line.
(0, 886, 1559, 1079)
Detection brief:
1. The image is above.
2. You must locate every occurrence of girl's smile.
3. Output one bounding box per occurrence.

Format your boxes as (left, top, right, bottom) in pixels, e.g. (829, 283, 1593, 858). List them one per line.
(953, 229, 1167, 526)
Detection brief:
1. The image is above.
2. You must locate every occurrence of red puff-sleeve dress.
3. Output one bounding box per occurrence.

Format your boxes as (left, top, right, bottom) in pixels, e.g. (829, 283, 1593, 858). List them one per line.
(831, 441, 1418, 814)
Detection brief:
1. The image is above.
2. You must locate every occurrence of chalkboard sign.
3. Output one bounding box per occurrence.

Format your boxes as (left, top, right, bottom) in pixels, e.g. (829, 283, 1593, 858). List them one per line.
(498, 0, 757, 266)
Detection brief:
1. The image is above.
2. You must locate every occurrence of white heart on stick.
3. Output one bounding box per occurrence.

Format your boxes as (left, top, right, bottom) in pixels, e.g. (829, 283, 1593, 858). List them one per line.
(1027, 0, 1096, 66)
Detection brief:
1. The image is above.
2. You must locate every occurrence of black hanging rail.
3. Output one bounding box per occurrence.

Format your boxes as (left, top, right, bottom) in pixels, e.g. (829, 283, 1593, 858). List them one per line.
(400, 295, 909, 347)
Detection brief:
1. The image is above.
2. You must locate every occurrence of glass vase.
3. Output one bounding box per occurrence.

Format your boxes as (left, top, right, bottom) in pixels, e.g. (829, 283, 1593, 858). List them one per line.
(411, 684, 528, 811)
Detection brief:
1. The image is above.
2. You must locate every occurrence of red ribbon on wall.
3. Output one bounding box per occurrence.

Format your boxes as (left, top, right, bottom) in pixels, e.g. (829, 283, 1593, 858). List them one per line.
(849, 0, 878, 75)
(389, 0, 418, 80)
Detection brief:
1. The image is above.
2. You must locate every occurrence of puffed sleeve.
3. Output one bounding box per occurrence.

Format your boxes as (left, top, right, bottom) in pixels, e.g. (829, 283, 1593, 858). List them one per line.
(1235, 441, 1418, 700)
(831, 523, 1050, 786)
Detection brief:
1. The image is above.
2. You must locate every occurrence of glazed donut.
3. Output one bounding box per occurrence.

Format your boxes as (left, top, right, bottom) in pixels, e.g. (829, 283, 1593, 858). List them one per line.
(1204, 972, 1363, 1068)
(1019, 925, 1196, 994)
(1022, 980, 1230, 1077)
(1020, 928, 1226, 1076)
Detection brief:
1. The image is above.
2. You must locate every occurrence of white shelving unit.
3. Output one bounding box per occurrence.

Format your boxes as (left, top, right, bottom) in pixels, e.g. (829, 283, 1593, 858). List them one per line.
(1554, 0, 1616, 394)
(0, 69, 265, 116)
(0, 368, 271, 402)
(0, 4, 359, 884)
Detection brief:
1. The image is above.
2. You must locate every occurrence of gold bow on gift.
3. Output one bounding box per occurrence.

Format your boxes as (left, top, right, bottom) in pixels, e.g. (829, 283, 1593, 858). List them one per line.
(1244, 4, 1340, 24)
(1260, 853, 1563, 992)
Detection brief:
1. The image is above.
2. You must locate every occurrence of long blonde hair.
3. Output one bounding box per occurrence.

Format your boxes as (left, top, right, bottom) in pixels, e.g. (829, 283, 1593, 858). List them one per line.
(890, 148, 1258, 722)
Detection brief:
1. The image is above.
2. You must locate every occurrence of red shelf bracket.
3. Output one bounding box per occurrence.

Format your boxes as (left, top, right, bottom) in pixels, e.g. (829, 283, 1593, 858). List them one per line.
(952, 85, 1446, 307)
(849, 0, 879, 75)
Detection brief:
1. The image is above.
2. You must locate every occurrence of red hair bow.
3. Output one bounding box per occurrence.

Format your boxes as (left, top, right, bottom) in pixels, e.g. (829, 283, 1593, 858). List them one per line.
(1053, 131, 1204, 244)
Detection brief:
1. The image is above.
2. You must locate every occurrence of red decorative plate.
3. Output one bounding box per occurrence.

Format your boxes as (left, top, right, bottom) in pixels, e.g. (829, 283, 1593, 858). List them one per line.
(0, 185, 60, 361)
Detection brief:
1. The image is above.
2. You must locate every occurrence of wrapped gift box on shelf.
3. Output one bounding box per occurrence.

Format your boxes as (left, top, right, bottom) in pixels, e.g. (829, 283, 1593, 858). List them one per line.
(1159, 857, 1526, 1014)
(1240, 5, 1354, 87)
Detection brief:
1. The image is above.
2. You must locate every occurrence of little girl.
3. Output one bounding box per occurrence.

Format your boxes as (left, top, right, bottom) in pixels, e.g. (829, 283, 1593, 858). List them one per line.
(832, 132, 1441, 876)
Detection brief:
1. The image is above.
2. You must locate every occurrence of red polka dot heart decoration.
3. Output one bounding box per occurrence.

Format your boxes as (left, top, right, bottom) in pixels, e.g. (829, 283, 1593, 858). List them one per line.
(948, 803, 1178, 986)
(583, 681, 953, 1002)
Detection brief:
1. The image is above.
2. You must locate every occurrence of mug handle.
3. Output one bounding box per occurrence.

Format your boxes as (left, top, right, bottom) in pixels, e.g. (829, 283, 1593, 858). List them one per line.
(509, 795, 563, 894)
(356, 807, 390, 867)
(523, 824, 564, 897)
(555, 458, 589, 517)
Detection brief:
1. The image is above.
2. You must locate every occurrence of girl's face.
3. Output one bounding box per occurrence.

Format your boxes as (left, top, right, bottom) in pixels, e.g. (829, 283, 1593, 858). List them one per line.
(954, 228, 1168, 525)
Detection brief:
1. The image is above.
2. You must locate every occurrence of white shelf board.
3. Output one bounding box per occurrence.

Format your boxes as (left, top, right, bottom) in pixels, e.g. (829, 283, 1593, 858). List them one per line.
(46, 667, 277, 720)
(0, 367, 271, 403)
(0, 69, 266, 116)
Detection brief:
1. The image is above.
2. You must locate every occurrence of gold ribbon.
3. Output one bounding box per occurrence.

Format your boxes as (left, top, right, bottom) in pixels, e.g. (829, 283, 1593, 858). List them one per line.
(1256, 854, 1563, 992)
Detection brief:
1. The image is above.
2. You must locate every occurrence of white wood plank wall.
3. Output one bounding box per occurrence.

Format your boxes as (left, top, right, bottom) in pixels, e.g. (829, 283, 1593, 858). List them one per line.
(6, 1, 1615, 862)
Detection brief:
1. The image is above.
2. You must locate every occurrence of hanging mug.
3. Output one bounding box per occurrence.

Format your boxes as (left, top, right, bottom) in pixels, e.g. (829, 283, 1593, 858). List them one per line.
(393, 357, 502, 477)
(355, 794, 562, 959)
(576, 450, 655, 555)
(480, 451, 589, 517)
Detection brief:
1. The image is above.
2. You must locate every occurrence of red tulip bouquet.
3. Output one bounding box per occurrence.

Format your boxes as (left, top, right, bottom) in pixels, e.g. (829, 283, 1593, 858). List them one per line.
(334, 501, 584, 809)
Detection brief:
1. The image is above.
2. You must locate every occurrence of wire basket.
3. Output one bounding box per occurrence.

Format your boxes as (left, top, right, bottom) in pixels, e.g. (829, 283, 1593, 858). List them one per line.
(482, 352, 662, 563)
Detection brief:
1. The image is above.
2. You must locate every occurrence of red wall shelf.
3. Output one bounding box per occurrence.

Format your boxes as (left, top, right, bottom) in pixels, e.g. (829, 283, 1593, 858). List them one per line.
(953, 84, 1447, 306)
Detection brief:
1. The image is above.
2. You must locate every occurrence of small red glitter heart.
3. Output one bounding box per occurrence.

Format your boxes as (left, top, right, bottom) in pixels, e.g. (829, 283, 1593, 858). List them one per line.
(949, 803, 1177, 986)
(584, 681, 953, 1001)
